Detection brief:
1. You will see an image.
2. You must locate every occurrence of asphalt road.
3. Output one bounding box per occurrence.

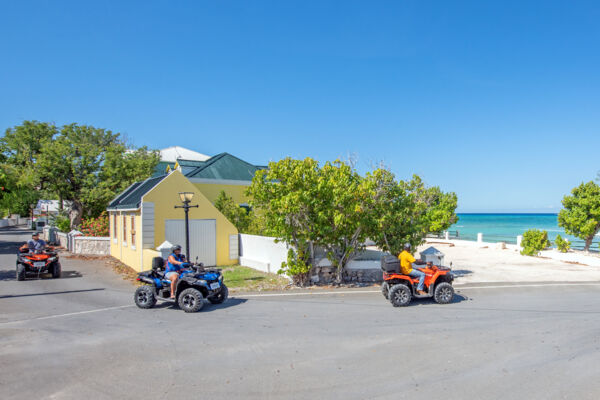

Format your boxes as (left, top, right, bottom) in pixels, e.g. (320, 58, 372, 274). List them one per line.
(1, 229, 600, 400)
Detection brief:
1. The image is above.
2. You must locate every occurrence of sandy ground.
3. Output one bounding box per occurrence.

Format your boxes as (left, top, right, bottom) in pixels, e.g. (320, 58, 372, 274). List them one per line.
(418, 240, 600, 284)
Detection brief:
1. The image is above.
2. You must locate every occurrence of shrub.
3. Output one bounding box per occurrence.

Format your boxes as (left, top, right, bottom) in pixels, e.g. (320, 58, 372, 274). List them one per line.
(80, 212, 109, 237)
(521, 229, 551, 256)
(55, 216, 71, 233)
(554, 234, 571, 253)
(278, 248, 311, 286)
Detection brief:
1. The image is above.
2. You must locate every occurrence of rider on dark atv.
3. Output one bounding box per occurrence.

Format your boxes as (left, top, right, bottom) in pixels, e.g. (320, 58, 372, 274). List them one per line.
(165, 245, 189, 299)
(19, 233, 50, 254)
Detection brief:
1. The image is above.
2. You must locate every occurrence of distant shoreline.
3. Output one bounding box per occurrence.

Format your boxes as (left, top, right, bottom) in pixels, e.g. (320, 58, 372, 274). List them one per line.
(457, 213, 558, 216)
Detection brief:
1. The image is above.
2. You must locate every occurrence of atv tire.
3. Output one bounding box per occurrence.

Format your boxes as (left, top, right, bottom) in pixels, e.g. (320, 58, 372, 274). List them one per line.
(208, 284, 229, 304)
(51, 262, 62, 279)
(178, 288, 204, 313)
(434, 282, 454, 304)
(381, 282, 390, 300)
(389, 283, 412, 307)
(16, 263, 25, 281)
(134, 285, 157, 309)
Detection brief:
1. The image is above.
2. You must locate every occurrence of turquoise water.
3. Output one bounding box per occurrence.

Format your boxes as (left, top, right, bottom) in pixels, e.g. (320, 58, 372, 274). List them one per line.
(449, 213, 597, 250)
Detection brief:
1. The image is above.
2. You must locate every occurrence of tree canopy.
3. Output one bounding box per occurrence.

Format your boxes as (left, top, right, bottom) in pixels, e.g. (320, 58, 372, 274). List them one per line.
(558, 181, 600, 252)
(246, 157, 458, 283)
(0, 120, 159, 227)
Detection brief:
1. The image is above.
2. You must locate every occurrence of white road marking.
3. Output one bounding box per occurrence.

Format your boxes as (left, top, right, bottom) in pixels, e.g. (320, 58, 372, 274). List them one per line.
(456, 282, 600, 290)
(1, 305, 133, 325)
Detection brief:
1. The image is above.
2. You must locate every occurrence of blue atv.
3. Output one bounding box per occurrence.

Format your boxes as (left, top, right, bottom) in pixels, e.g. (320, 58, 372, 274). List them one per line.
(134, 257, 228, 313)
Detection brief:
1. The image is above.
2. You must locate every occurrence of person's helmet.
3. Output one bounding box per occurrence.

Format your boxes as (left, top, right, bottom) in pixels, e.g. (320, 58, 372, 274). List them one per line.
(32, 233, 39, 238)
(403, 243, 411, 251)
(171, 245, 182, 252)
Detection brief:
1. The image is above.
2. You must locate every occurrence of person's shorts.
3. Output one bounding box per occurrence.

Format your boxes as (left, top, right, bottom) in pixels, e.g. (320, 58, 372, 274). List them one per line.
(165, 272, 179, 281)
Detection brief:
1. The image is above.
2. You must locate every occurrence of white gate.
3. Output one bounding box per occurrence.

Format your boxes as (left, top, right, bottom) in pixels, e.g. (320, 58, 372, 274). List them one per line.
(164, 219, 217, 266)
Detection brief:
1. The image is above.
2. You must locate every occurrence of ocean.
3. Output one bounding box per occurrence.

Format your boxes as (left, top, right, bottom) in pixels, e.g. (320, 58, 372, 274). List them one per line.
(449, 213, 597, 250)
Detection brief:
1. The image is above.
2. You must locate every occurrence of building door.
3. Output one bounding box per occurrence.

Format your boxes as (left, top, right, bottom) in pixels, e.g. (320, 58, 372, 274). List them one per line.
(164, 219, 217, 266)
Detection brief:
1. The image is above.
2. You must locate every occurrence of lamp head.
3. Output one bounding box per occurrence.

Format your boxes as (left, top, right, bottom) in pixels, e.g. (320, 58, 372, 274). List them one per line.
(178, 192, 194, 203)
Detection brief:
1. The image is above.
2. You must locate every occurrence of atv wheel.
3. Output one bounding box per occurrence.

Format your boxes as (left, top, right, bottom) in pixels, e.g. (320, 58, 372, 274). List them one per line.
(134, 286, 157, 309)
(51, 262, 61, 279)
(434, 282, 454, 304)
(389, 283, 412, 307)
(381, 282, 390, 300)
(178, 288, 204, 313)
(208, 284, 229, 304)
(16, 263, 25, 281)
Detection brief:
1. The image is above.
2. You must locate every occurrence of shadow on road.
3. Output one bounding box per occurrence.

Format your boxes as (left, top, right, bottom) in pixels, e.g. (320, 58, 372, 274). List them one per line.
(0, 269, 82, 281)
(406, 292, 469, 307)
(0, 241, 24, 255)
(152, 297, 248, 312)
(0, 288, 105, 299)
(452, 269, 473, 278)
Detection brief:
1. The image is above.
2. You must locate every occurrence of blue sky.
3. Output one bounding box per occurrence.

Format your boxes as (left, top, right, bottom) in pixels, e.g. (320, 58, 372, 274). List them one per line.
(1, 1, 599, 212)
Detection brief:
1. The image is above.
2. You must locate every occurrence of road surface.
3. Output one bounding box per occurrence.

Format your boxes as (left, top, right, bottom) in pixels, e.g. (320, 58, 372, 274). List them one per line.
(1, 229, 599, 399)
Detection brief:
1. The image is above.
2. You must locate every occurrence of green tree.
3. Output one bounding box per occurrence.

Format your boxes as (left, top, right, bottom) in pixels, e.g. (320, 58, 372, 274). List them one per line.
(0, 121, 56, 215)
(558, 181, 600, 252)
(554, 234, 571, 253)
(366, 173, 458, 255)
(246, 157, 322, 283)
(215, 190, 253, 233)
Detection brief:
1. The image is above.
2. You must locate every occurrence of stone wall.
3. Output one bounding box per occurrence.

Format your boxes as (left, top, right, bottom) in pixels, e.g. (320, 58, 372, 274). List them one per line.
(73, 236, 110, 255)
(56, 232, 68, 248)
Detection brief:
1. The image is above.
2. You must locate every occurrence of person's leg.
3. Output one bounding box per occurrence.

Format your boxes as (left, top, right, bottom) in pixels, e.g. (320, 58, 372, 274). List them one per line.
(167, 273, 178, 298)
(409, 269, 426, 291)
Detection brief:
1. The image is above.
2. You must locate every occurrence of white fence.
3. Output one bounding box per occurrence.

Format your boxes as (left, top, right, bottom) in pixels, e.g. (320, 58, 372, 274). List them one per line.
(73, 236, 110, 255)
(0, 217, 31, 228)
(239, 234, 289, 274)
(238, 234, 384, 274)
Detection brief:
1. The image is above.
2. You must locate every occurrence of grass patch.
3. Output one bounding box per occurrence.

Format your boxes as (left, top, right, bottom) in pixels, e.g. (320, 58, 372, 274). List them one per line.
(221, 265, 289, 292)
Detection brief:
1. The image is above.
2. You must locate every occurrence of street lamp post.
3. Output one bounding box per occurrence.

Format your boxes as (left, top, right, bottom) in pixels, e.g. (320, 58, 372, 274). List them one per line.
(174, 192, 198, 261)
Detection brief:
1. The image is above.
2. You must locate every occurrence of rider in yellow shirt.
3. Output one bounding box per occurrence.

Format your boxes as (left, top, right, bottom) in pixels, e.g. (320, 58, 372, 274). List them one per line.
(398, 243, 426, 295)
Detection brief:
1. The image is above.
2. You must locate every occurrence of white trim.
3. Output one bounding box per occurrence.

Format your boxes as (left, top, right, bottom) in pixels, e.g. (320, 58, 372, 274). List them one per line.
(188, 178, 251, 186)
(107, 207, 139, 212)
(113, 238, 117, 244)
(122, 242, 127, 247)
(131, 245, 136, 250)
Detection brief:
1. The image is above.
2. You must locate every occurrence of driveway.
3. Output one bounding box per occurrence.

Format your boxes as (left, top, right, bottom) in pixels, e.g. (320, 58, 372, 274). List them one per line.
(1, 229, 599, 399)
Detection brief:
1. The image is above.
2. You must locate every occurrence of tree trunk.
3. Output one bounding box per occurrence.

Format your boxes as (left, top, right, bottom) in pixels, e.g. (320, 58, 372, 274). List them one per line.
(68, 200, 83, 229)
(585, 236, 594, 252)
(58, 194, 63, 212)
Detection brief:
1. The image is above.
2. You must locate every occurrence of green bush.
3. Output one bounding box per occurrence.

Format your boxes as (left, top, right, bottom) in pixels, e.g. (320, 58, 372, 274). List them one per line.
(279, 249, 311, 286)
(55, 216, 71, 233)
(521, 229, 551, 256)
(554, 234, 571, 253)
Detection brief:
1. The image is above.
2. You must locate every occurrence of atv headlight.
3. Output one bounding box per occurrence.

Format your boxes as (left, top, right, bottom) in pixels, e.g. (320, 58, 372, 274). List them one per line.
(48, 257, 56, 262)
(198, 280, 207, 286)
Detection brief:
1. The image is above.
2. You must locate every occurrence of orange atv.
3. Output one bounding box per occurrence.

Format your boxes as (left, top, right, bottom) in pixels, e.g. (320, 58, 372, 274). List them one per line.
(16, 247, 61, 281)
(381, 255, 454, 307)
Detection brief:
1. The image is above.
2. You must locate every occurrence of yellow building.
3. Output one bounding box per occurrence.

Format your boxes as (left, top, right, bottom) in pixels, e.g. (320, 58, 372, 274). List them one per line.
(108, 153, 264, 272)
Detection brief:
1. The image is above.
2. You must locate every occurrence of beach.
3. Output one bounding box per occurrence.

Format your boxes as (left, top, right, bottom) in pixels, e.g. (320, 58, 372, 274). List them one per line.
(419, 239, 600, 284)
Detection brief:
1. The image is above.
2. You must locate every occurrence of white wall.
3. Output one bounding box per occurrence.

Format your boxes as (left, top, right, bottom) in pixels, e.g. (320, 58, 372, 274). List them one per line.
(239, 234, 289, 274)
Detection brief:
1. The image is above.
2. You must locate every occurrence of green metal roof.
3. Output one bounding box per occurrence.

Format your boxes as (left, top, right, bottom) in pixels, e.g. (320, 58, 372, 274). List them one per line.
(107, 174, 167, 210)
(185, 153, 265, 181)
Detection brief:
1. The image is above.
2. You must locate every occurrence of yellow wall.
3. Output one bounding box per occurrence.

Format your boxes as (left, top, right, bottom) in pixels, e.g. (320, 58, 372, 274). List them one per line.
(143, 171, 238, 266)
(193, 182, 250, 204)
(109, 210, 143, 270)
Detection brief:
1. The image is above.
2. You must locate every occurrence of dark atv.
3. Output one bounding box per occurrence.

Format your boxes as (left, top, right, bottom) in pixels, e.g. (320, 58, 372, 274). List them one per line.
(16, 248, 61, 280)
(134, 257, 228, 313)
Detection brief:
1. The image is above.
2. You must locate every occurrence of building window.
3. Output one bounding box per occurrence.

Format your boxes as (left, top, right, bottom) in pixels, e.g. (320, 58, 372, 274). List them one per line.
(131, 216, 136, 247)
(112, 214, 117, 239)
(122, 215, 127, 245)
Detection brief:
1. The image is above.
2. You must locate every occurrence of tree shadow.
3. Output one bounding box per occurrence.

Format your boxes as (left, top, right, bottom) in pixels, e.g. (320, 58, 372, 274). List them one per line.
(0, 241, 26, 255)
(0, 288, 105, 299)
(0, 269, 82, 281)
